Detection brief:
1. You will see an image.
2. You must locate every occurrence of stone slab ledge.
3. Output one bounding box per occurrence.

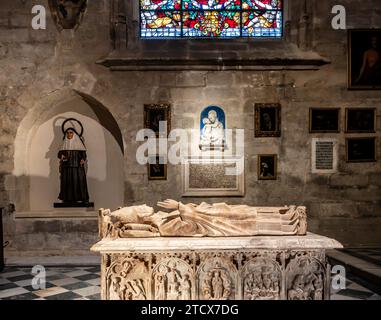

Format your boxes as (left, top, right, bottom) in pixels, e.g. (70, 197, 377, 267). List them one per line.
(91, 232, 343, 253)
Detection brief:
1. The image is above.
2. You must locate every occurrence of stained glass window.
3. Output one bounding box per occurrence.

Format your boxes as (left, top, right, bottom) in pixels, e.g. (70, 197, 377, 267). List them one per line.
(140, 0, 283, 39)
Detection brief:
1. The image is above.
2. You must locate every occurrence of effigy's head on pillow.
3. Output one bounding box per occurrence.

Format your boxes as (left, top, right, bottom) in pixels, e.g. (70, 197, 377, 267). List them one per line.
(109, 205, 154, 224)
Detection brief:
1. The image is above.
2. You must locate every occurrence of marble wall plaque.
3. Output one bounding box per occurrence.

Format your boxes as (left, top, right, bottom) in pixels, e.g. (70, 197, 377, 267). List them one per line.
(182, 157, 244, 197)
(311, 138, 338, 174)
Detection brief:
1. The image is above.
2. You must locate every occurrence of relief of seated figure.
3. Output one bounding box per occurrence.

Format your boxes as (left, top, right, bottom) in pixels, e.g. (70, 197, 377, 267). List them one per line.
(99, 199, 307, 238)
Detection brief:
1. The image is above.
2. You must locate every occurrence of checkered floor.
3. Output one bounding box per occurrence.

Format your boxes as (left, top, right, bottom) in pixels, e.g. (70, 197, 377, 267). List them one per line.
(330, 274, 381, 300)
(342, 248, 381, 267)
(0, 266, 100, 300)
(0, 265, 380, 300)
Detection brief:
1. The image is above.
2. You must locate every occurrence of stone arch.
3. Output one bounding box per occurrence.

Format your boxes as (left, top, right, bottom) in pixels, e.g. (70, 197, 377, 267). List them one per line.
(11, 88, 125, 212)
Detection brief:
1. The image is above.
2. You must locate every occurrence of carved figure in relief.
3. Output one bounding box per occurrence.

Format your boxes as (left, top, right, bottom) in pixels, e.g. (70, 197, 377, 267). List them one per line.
(130, 279, 146, 300)
(244, 264, 280, 300)
(313, 275, 324, 300)
(287, 257, 325, 300)
(110, 276, 122, 300)
(202, 264, 232, 300)
(180, 274, 191, 300)
(100, 199, 307, 238)
(200, 110, 225, 149)
(155, 274, 166, 300)
(212, 271, 224, 299)
(166, 263, 181, 300)
(288, 275, 308, 300)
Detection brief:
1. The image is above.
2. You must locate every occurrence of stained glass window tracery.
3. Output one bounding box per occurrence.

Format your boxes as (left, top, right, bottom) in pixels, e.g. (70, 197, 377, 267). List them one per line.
(140, 0, 283, 38)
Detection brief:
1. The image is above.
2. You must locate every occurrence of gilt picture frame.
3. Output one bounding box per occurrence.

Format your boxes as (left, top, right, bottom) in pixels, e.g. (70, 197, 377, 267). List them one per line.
(255, 103, 281, 137)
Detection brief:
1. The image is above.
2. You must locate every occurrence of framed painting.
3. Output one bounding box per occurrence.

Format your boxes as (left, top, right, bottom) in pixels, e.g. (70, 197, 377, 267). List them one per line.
(144, 104, 171, 136)
(258, 155, 277, 180)
(148, 156, 167, 180)
(182, 157, 244, 197)
(348, 29, 381, 90)
(346, 137, 377, 163)
(345, 108, 376, 133)
(309, 108, 340, 133)
(255, 103, 281, 137)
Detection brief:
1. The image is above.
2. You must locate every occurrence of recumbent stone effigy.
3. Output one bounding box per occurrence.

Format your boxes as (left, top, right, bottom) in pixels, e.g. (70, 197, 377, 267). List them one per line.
(91, 199, 342, 300)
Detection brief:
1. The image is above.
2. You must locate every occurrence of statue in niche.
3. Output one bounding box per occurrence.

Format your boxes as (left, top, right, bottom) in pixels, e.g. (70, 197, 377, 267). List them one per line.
(202, 264, 232, 300)
(211, 271, 224, 299)
(56, 118, 91, 207)
(199, 106, 226, 151)
(49, 0, 88, 31)
(99, 199, 307, 238)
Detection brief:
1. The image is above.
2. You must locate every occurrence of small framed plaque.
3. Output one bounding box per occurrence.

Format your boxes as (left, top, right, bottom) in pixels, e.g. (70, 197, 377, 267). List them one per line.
(182, 157, 244, 197)
(311, 138, 338, 174)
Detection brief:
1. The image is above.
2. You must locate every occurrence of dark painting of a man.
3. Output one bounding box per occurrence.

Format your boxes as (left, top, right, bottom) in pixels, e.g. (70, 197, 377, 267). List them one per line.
(58, 126, 89, 204)
(258, 155, 277, 180)
(255, 103, 281, 137)
(349, 30, 381, 89)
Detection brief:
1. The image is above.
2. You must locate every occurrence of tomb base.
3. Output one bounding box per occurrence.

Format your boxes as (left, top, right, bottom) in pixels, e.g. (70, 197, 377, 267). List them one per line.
(91, 233, 343, 300)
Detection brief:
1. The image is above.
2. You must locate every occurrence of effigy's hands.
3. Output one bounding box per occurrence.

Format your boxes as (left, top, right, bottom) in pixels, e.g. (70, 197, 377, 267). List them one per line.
(121, 223, 159, 233)
(157, 199, 179, 210)
(118, 223, 160, 238)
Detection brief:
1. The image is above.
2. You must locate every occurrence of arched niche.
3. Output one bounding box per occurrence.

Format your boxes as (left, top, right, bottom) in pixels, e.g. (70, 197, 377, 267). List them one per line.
(12, 89, 124, 213)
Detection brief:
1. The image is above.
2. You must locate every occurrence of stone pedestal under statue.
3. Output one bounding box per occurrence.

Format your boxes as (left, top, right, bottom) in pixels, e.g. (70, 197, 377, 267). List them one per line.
(91, 234, 342, 300)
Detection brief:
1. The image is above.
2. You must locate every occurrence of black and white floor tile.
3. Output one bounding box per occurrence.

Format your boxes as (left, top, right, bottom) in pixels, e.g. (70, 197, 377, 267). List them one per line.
(0, 266, 101, 300)
(342, 248, 381, 267)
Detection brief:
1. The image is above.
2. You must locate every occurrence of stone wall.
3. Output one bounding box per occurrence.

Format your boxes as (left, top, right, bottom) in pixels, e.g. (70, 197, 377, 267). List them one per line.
(0, 0, 380, 257)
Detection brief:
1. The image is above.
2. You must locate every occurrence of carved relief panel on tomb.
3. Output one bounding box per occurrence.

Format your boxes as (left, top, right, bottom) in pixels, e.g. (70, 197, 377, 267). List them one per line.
(286, 255, 325, 300)
(152, 258, 193, 300)
(106, 256, 149, 300)
(242, 258, 281, 300)
(197, 257, 237, 300)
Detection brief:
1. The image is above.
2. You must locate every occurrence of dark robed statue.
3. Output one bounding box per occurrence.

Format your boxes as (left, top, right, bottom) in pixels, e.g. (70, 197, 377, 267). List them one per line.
(57, 119, 89, 205)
